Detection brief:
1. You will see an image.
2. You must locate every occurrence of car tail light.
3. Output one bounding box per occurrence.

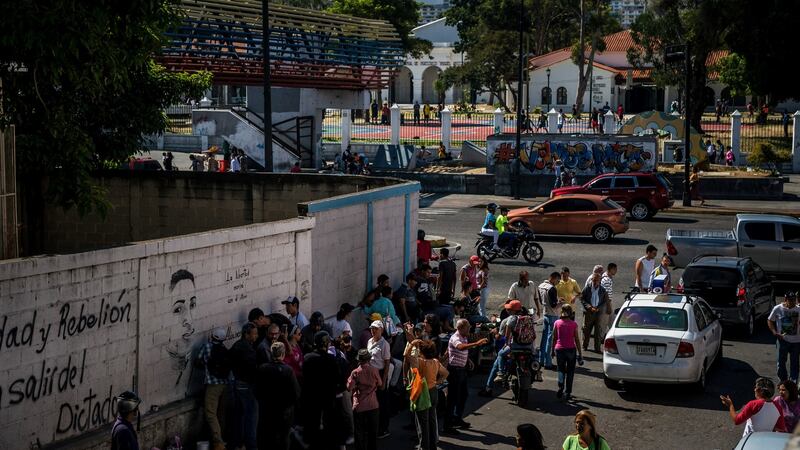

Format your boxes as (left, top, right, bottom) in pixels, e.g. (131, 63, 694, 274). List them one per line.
(676, 341, 695, 358)
(604, 338, 618, 354)
(737, 283, 746, 306)
(666, 240, 677, 256)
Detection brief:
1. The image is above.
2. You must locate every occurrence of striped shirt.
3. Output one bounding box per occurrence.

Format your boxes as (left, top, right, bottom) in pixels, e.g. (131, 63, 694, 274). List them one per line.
(447, 332, 469, 368)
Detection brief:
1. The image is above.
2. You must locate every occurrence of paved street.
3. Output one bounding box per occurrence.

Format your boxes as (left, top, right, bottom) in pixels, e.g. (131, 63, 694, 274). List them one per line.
(383, 198, 779, 450)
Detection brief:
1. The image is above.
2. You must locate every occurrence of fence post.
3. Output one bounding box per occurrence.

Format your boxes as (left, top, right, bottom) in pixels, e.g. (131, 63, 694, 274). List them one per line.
(341, 109, 351, 152)
(494, 108, 505, 134)
(391, 104, 400, 145)
(547, 108, 558, 133)
(730, 110, 742, 165)
(604, 110, 616, 135)
(441, 107, 452, 151)
(793, 111, 800, 173)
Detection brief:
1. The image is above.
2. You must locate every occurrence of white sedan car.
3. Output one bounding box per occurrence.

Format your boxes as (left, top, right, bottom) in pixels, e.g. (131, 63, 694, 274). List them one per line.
(603, 293, 723, 391)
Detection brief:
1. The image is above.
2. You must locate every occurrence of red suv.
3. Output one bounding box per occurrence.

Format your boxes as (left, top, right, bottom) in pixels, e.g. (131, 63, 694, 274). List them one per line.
(551, 172, 673, 220)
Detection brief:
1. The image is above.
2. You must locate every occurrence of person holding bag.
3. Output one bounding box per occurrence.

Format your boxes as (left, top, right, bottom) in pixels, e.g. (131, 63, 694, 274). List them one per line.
(405, 339, 449, 450)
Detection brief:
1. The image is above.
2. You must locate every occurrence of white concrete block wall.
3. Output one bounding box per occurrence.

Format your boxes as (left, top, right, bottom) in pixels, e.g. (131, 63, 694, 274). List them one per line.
(371, 195, 407, 286)
(0, 218, 314, 449)
(309, 204, 369, 318)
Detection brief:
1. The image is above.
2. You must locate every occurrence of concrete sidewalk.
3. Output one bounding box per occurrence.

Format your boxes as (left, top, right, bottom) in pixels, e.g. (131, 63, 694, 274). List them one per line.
(421, 193, 800, 216)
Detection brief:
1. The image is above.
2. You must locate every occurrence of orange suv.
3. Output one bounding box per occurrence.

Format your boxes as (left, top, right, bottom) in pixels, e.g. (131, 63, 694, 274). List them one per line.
(551, 172, 674, 220)
(508, 194, 629, 242)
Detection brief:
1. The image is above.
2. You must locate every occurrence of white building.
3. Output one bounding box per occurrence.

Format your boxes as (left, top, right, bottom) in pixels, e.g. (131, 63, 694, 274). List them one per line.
(418, 0, 451, 25)
(610, 0, 647, 29)
(382, 18, 491, 105)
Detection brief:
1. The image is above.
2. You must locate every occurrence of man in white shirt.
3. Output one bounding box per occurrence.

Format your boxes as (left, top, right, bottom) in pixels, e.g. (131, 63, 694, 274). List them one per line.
(282, 296, 309, 329)
(634, 245, 658, 291)
(599, 263, 617, 337)
(538, 271, 563, 369)
(768, 291, 800, 382)
(508, 271, 541, 316)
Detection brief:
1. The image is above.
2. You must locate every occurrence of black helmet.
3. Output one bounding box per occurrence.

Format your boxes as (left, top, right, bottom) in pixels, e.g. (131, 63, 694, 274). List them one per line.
(116, 391, 141, 415)
(487, 203, 498, 213)
(787, 291, 797, 300)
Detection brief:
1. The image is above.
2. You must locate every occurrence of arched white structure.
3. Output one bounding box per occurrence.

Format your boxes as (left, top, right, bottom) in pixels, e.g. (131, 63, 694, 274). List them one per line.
(392, 66, 414, 104)
(421, 66, 442, 104)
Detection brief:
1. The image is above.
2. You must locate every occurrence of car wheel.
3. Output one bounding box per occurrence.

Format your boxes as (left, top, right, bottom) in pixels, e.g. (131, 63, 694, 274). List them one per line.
(522, 243, 544, 264)
(693, 362, 707, 393)
(630, 202, 651, 221)
(592, 224, 612, 242)
(604, 375, 621, 390)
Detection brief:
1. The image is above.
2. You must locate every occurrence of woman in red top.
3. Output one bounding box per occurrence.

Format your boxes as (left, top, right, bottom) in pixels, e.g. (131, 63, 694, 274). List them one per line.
(348, 348, 383, 450)
(283, 325, 304, 380)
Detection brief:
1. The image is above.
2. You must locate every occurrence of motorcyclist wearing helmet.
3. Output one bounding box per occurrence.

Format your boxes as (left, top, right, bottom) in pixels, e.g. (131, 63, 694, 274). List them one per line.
(496, 206, 519, 251)
(111, 391, 141, 450)
(481, 203, 500, 249)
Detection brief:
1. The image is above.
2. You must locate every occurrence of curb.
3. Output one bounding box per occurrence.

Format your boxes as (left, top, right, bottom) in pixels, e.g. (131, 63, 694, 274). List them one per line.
(464, 202, 800, 217)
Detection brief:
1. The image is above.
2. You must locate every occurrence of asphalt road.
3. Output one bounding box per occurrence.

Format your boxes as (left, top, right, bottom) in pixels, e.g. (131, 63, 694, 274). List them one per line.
(384, 199, 778, 450)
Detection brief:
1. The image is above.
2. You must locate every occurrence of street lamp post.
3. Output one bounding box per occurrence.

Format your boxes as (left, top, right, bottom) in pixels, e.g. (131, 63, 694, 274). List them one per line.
(262, 0, 273, 172)
(546, 67, 551, 111)
(514, 0, 524, 200)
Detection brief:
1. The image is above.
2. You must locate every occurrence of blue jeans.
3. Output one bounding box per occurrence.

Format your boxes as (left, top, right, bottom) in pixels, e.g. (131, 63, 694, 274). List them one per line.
(777, 339, 800, 382)
(479, 287, 489, 317)
(485, 346, 511, 389)
(234, 382, 259, 450)
(539, 314, 557, 367)
(556, 348, 577, 394)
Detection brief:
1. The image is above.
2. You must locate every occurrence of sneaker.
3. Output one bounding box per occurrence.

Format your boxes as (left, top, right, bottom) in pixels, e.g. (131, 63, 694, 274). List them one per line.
(378, 431, 391, 439)
(556, 389, 563, 399)
(565, 393, 572, 401)
(493, 372, 506, 383)
(456, 419, 472, 429)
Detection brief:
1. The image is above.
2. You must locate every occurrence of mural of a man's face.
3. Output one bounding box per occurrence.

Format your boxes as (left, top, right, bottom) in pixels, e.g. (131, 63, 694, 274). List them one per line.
(166, 269, 197, 375)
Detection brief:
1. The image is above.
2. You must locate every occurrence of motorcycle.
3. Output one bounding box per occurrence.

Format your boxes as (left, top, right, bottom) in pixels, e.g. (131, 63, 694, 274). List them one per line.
(475, 227, 544, 264)
(503, 347, 542, 406)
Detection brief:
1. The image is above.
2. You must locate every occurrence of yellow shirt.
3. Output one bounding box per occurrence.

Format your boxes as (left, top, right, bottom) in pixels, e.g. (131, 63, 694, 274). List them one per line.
(557, 277, 582, 304)
(495, 215, 509, 234)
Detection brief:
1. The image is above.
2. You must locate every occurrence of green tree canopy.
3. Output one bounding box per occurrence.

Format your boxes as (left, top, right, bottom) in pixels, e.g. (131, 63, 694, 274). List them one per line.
(0, 0, 211, 215)
(328, 0, 432, 58)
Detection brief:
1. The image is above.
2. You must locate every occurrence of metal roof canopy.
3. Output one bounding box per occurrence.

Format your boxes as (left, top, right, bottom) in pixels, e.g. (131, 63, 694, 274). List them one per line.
(158, 0, 405, 89)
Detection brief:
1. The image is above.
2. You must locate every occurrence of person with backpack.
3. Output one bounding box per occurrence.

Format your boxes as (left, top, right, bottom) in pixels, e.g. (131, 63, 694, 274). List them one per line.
(196, 328, 231, 450)
(580, 273, 610, 353)
(551, 304, 582, 400)
(539, 271, 563, 370)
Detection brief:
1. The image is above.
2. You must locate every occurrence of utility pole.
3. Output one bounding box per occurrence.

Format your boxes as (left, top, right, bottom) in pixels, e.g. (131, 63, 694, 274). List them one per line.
(682, 42, 692, 206)
(262, 0, 273, 172)
(514, 0, 524, 200)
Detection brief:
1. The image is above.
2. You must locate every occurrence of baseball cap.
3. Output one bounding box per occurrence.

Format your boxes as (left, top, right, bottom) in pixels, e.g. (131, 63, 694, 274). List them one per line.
(470, 255, 480, 264)
(210, 328, 226, 342)
(282, 296, 300, 305)
(370, 320, 384, 329)
(505, 300, 523, 311)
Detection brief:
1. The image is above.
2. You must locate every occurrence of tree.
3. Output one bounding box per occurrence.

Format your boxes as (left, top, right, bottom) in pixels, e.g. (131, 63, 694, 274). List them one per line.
(627, 0, 730, 132)
(723, 0, 800, 104)
(328, 0, 432, 58)
(716, 53, 750, 97)
(570, 0, 620, 112)
(0, 0, 211, 215)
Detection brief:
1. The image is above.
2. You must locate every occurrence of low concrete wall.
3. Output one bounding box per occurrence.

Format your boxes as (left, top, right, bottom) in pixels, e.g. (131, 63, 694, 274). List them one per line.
(373, 170, 495, 195)
(25, 171, 401, 255)
(0, 218, 314, 449)
(664, 174, 784, 200)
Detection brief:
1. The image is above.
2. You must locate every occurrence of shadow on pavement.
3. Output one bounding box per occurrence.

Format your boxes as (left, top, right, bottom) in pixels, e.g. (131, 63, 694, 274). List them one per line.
(419, 193, 447, 208)
(439, 428, 516, 449)
(649, 215, 699, 224)
(535, 235, 649, 246)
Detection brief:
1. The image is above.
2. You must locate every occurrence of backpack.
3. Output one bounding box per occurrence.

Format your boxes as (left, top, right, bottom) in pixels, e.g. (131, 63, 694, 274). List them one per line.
(207, 342, 231, 380)
(513, 315, 536, 345)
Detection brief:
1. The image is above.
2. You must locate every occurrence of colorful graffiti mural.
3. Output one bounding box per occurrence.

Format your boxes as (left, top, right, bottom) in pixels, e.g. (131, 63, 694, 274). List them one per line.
(487, 135, 658, 175)
(619, 110, 707, 165)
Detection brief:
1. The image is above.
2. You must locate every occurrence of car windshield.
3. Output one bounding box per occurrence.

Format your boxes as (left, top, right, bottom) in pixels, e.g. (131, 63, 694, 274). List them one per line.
(603, 198, 624, 210)
(616, 306, 688, 331)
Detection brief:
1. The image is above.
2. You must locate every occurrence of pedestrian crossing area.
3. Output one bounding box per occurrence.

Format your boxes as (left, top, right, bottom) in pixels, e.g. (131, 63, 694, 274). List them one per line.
(418, 208, 459, 221)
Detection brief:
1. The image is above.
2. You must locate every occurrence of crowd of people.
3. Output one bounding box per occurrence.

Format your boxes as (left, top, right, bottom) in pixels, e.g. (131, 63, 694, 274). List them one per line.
(174, 238, 624, 450)
(333, 145, 370, 175)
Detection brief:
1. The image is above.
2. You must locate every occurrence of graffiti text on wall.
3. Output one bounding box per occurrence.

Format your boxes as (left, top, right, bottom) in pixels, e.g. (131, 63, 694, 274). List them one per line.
(0, 290, 131, 355)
